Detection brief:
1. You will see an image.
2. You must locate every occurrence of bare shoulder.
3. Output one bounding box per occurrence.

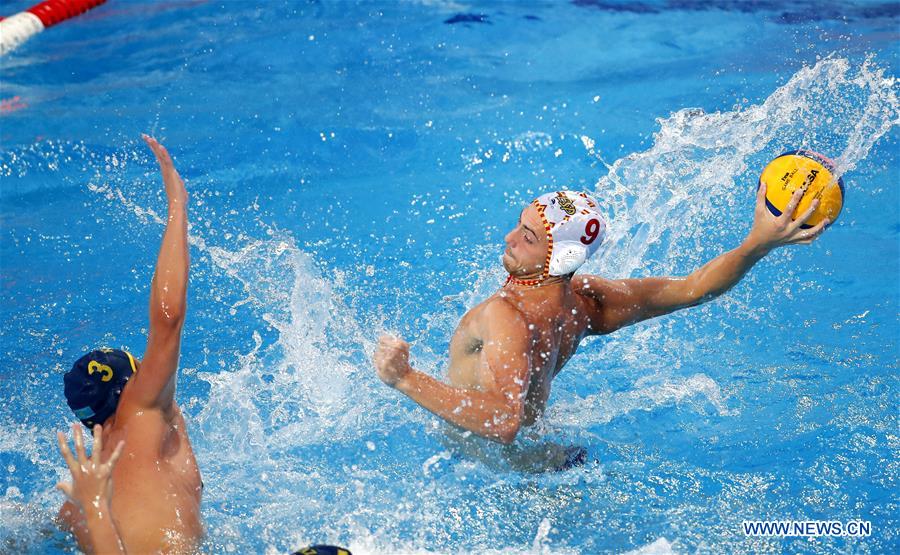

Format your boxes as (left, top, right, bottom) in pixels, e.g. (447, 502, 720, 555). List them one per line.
(484, 293, 528, 320)
(572, 274, 631, 300)
(478, 294, 531, 337)
(571, 274, 634, 335)
(112, 390, 184, 450)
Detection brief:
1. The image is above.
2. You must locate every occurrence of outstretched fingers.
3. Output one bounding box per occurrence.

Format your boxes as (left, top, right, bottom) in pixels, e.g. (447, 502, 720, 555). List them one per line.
(780, 186, 807, 222)
(104, 441, 125, 473)
(790, 220, 827, 244)
(789, 198, 820, 231)
(142, 133, 187, 206)
(792, 218, 829, 244)
(141, 133, 173, 167)
(71, 423, 88, 466)
(91, 424, 103, 467)
(57, 430, 78, 474)
(55, 481, 74, 499)
(755, 181, 768, 209)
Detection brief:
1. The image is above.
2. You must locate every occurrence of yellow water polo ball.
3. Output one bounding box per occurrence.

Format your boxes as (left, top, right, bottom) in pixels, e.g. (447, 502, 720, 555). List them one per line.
(759, 150, 844, 228)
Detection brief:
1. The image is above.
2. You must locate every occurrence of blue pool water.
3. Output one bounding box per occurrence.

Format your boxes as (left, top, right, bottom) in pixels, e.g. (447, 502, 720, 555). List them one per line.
(1, 1, 898, 553)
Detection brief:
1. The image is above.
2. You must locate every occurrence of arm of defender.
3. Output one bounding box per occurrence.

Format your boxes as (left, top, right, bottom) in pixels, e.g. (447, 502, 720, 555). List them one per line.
(128, 135, 189, 412)
(580, 181, 830, 334)
(375, 302, 531, 444)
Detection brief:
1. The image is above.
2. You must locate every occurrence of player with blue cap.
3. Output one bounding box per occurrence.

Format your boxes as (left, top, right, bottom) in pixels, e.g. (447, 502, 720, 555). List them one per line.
(64, 349, 138, 429)
(56, 135, 203, 554)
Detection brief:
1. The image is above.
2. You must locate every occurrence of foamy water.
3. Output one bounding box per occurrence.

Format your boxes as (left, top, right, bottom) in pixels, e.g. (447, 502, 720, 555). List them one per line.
(1, 24, 897, 552)
(177, 57, 897, 553)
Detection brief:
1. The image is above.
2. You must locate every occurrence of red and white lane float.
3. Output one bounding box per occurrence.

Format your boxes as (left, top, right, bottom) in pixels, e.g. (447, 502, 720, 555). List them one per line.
(0, 0, 107, 56)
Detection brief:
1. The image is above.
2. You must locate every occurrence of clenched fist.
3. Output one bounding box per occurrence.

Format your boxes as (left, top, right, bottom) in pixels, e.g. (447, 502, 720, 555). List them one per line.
(374, 335, 412, 387)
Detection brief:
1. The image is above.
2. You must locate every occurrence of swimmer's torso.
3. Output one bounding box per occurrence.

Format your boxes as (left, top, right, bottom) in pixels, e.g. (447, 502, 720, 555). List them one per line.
(59, 401, 203, 554)
(447, 281, 597, 426)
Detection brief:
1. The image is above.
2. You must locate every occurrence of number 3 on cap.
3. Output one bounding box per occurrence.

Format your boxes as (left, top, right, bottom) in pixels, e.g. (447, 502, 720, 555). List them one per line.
(88, 361, 114, 382)
(581, 219, 600, 245)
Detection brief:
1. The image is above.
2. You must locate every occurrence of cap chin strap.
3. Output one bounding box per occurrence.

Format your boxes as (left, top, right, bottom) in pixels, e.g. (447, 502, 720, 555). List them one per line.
(505, 274, 546, 287)
(504, 200, 555, 288)
(507, 198, 574, 287)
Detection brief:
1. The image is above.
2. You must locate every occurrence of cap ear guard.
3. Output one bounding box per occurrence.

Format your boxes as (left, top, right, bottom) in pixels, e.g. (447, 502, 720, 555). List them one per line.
(548, 242, 587, 276)
(532, 190, 606, 279)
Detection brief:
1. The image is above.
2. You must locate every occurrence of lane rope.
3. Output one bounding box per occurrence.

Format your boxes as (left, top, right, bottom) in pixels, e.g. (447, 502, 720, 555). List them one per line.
(1, 0, 107, 56)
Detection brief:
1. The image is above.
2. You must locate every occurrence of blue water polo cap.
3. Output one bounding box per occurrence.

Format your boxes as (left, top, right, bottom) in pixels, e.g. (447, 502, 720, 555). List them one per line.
(64, 349, 137, 428)
(291, 546, 352, 555)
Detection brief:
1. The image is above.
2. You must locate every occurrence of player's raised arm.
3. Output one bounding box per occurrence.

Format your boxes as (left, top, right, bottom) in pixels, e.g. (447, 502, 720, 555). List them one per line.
(580, 182, 829, 334)
(129, 135, 189, 412)
(374, 301, 531, 444)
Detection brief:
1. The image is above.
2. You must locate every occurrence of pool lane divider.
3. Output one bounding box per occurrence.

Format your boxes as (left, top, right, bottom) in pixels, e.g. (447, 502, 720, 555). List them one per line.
(1, 0, 107, 56)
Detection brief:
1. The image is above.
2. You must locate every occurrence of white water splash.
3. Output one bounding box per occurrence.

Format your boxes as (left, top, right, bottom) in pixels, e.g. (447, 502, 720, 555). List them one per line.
(195, 237, 384, 450)
(623, 537, 676, 555)
(21, 55, 894, 555)
(549, 373, 734, 428)
(589, 56, 899, 279)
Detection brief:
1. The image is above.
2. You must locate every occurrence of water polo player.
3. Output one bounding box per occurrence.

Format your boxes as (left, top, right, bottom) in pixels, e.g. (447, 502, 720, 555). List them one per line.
(374, 186, 828, 464)
(57, 135, 203, 553)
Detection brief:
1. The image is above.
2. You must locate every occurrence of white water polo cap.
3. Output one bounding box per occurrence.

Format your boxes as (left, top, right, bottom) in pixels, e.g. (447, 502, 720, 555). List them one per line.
(533, 190, 606, 277)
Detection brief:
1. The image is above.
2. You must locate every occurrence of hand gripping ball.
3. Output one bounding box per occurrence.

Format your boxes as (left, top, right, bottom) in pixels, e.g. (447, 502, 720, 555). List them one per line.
(759, 150, 844, 228)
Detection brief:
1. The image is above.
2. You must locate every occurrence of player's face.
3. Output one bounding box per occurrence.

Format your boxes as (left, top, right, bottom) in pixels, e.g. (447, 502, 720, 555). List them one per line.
(502, 204, 547, 276)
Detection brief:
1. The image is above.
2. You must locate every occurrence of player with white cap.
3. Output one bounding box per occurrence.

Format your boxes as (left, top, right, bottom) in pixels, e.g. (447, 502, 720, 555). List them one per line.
(374, 184, 825, 467)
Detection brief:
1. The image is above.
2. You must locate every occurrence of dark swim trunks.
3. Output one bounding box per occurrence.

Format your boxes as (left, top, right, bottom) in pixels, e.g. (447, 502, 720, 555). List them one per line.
(559, 445, 588, 471)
